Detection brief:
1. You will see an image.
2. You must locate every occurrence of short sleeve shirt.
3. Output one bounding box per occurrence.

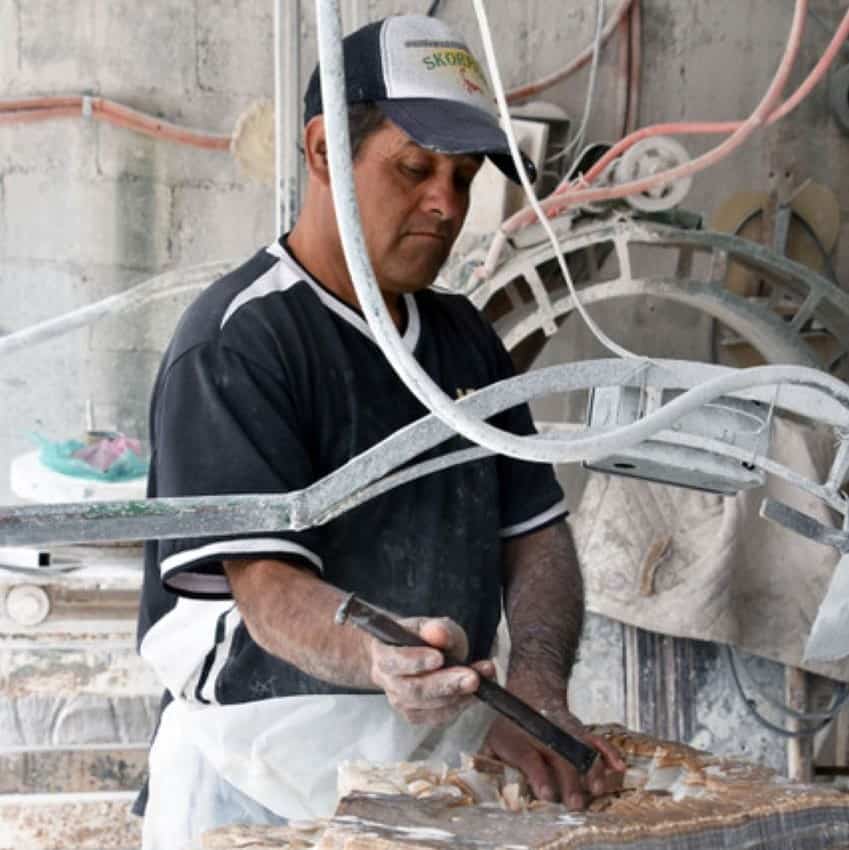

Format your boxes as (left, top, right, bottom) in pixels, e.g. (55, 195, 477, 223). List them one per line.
(137, 239, 567, 705)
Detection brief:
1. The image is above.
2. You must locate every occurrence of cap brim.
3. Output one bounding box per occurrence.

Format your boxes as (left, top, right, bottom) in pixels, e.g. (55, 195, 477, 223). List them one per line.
(376, 98, 537, 185)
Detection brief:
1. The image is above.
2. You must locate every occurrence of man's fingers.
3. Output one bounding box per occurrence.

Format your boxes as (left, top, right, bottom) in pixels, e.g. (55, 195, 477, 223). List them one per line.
(508, 744, 557, 802)
(382, 666, 479, 705)
(416, 617, 470, 662)
(485, 720, 558, 803)
(471, 659, 496, 680)
(372, 644, 443, 677)
(548, 754, 586, 810)
(590, 735, 628, 773)
(584, 735, 626, 796)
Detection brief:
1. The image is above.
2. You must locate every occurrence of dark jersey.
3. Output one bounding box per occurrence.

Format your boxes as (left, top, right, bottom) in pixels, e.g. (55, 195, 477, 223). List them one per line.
(137, 239, 567, 706)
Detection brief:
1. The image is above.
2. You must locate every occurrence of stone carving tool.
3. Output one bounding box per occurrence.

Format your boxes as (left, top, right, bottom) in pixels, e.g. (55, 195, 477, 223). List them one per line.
(335, 592, 599, 774)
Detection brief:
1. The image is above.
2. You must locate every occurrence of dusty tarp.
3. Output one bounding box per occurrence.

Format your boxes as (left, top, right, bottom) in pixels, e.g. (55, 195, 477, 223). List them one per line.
(570, 416, 849, 682)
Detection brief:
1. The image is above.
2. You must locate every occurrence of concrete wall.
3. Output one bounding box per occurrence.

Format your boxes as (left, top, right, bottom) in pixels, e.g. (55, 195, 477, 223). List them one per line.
(1, 0, 848, 776)
(2, 1, 847, 501)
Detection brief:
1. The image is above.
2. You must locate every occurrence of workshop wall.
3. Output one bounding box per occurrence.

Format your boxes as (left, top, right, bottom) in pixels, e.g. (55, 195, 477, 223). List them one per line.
(1, 0, 847, 503)
(0, 0, 847, 778)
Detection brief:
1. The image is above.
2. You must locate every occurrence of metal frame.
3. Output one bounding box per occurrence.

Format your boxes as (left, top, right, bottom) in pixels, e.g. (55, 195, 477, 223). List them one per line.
(1, 359, 848, 548)
(465, 215, 849, 374)
(1, 0, 848, 617)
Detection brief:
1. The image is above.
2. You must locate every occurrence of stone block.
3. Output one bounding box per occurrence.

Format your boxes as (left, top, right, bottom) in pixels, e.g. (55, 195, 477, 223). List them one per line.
(0, 119, 98, 180)
(3, 173, 172, 268)
(0, 179, 5, 270)
(94, 117, 243, 187)
(0, 692, 156, 749)
(0, 792, 141, 850)
(0, 260, 97, 330)
(0, 1, 19, 95)
(81, 348, 165, 437)
(52, 695, 120, 745)
(0, 648, 155, 700)
(0, 262, 156, 455)
(570, 612, 626, 725)
(0, 746, 148, 794)
(91, 0, 195, 99)
(112, 696, 158, 744)
(0, 700, 24, 747)
(17, 0, 98, 93)
(2, 695, 59, 747)
(197, 0, 273, 96)
(171, 180, 274, 266)
(87, 275, 204, 355)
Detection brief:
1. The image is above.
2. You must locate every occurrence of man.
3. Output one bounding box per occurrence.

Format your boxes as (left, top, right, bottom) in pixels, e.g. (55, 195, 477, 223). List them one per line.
(136, 14, 624, 849)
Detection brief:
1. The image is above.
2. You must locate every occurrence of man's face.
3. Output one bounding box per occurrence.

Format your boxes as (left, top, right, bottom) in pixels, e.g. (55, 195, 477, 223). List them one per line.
(350, 121, 483, 295)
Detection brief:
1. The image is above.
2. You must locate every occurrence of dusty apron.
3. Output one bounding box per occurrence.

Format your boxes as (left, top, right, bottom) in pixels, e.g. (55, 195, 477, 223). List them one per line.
(142, 693, 494, 850)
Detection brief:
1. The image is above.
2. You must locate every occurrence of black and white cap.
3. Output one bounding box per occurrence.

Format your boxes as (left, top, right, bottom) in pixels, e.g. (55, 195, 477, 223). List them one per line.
(303, 14, 536, 184)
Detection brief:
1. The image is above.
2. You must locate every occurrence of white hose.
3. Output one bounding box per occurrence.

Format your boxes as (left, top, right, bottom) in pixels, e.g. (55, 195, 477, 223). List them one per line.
(473, 0, 640, 361)
(315, 0, 849, 465)
(547, 0, 605, 165)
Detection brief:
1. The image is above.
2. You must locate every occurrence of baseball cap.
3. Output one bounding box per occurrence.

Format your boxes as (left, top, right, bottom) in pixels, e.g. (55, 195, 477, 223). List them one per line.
(303, 15, 537, 184)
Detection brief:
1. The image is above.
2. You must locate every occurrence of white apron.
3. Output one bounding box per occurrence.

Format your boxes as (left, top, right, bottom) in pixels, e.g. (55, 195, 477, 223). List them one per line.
(142, 694, 494, 850)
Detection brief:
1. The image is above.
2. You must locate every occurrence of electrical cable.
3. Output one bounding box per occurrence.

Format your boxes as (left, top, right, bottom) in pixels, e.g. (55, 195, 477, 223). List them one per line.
(426, 0, 442, 16)
(485, 0, 849, 273)
(732, 646, 849, 722)
(725, 647, 849, 738)
(476, 0, 806, 358)
(506, 0, 635, 104)
(547, 0, 605, 165)
(809, 5, 849, 60)
(318, 0, 849, 467)
(575, 1, 849, 187)
(474, 0, 640, 360)
(626, 0, 641, 135)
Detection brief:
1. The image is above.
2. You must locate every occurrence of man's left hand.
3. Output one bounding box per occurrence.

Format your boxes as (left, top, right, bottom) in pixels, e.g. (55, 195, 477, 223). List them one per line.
(483, 700, 626, 810)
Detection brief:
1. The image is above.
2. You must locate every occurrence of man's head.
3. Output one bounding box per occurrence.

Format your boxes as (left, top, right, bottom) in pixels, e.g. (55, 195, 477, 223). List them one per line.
(303, 14, 536, 184)
(293, 15, 533, 300)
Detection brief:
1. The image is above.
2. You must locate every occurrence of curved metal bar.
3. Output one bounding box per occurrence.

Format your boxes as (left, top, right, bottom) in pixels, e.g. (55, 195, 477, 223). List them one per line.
(494, 277, 818, 367)
(0, 261, 235, 357)
(315, 0, 849, 466)
(469, 218, 849, 355)
(3, 358, 849, 546)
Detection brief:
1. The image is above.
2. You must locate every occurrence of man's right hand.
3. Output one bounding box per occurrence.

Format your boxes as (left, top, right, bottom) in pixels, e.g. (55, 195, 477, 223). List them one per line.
(368, 617, 495, 726)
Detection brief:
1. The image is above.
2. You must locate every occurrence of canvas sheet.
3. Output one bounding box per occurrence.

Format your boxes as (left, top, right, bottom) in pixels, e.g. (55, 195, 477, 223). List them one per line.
(570, 416, 849, 681)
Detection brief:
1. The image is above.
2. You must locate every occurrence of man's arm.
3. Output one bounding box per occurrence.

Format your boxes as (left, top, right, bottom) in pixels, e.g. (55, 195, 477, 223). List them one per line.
(484, 522, 625, 809)
(223, 558, 493, 725)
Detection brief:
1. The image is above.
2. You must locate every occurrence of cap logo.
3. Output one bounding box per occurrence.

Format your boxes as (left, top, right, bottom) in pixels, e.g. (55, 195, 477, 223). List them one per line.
(407, 39, 490, 97)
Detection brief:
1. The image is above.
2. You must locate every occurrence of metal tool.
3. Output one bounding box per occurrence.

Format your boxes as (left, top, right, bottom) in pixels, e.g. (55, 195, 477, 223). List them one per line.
(760, 499, 849, 663)
(334, 593, 599, 775)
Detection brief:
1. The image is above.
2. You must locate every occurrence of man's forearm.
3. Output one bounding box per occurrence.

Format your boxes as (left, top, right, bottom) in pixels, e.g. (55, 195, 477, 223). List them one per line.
(502, 522, 584, 699)
(224, 558, 376, 690)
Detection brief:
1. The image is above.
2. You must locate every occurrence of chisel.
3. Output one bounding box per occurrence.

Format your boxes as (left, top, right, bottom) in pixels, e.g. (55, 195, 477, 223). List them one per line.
(335, 592, 599, 775)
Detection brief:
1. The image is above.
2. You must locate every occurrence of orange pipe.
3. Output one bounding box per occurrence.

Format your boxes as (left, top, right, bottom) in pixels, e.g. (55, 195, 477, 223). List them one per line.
(0, 106, 81, 125)
(94, 99, 230, 150)
(0, 96, 83, 111)
(0, 94, 230, 150)
(498, 0, 824, 241)
(577, 1, 846, 191)
(505, 0, 635, 104)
